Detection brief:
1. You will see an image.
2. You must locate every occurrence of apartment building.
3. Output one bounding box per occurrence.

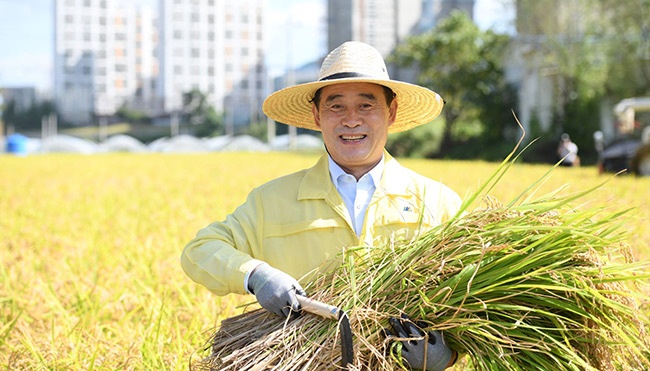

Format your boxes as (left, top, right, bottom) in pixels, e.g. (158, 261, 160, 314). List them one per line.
(54, 0, 266, 128)
(158, 0, 266, 127)
(54, 0, 157, 125)
(327, 0, 475, 56)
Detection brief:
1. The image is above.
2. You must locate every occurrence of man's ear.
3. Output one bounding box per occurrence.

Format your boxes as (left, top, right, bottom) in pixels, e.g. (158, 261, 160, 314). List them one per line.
(388, 99, 398, 127)
(311, 103, 321, 129)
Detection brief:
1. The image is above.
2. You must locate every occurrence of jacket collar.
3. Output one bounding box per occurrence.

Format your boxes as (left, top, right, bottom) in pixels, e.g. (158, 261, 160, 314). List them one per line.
(298, 150, 413, 201)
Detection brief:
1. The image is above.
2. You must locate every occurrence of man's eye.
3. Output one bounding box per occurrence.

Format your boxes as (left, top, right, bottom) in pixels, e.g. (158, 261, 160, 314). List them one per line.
(359, 103, 374, 110)
(328, 104, 344, 111)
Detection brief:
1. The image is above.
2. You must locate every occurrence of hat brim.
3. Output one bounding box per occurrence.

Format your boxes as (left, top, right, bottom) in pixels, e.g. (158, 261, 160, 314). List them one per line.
(262, 78, 444, 134)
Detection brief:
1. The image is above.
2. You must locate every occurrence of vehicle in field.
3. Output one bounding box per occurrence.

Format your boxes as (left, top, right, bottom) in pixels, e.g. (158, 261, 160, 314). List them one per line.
(594, 97, 650, 176)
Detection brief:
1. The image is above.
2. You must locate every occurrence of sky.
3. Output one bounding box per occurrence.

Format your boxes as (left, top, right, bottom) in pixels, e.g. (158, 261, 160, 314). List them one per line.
(0, 0, 514, 95)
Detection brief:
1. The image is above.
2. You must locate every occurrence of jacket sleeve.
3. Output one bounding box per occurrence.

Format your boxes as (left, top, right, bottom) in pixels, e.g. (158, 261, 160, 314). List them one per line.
(180, 189, 264, 296)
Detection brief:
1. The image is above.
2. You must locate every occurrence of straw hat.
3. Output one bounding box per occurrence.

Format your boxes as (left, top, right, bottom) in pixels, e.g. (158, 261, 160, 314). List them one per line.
(262, 41, 445, 134)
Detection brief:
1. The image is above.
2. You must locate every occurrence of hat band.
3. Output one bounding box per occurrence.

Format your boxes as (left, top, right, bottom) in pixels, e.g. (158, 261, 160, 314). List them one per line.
(319, 72, 378, 81)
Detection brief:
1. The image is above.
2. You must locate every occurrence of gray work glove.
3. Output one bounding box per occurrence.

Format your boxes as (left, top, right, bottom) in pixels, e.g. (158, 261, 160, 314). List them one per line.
(247, 263, 306, 318)
(388, 314, 455, 371)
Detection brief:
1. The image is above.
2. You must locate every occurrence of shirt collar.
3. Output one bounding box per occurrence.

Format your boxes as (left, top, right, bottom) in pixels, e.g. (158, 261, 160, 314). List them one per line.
(327, 154, 384, 186)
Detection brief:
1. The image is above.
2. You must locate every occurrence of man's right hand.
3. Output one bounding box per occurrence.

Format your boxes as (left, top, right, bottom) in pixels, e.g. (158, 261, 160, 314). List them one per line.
(247, 263, 306, 318)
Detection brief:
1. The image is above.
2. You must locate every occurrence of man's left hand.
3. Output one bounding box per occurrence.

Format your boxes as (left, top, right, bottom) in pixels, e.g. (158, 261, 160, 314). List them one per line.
(387, 314, 457, 371)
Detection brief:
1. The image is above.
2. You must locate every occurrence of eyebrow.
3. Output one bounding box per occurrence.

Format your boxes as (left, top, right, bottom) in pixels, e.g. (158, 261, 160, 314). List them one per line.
(324, 92, 378, 104)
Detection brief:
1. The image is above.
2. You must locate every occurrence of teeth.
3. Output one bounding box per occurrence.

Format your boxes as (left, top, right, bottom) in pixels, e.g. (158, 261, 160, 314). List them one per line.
(341, 135, 365, 140)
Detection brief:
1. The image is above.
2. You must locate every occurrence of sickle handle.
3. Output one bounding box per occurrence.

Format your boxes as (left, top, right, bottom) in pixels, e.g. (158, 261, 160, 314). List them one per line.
(297, 295, 339, 320)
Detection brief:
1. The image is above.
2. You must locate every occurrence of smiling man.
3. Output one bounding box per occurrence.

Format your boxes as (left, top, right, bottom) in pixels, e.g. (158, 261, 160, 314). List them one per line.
(181, 41, 461, 370)
(312, 82, 395, 179)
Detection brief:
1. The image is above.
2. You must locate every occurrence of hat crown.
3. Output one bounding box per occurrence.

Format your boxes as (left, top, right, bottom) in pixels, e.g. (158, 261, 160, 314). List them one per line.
(318, 41, 389, 81)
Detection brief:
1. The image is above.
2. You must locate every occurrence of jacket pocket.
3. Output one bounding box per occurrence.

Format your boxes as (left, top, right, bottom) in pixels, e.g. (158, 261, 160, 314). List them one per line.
(261, 218, 354, 281)
(265, 218, 347, 237)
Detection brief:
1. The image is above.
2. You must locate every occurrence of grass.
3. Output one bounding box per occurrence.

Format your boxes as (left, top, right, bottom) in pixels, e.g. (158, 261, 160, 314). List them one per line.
(1, 151, 649, 370)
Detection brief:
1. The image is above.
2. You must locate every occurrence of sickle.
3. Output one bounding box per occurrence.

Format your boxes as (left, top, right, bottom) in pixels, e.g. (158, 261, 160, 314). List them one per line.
(297, 295, 354, 368)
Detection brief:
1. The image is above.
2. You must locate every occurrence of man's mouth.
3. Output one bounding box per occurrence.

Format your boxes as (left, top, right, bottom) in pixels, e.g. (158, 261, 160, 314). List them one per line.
(340, 135, 366, 142)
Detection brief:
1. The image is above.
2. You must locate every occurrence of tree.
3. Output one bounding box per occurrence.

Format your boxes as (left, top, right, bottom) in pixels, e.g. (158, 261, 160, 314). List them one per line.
(390, 11, 515, 158)
(594, 0, 650, 98)
(1, 99, 57, 133)
(116, 105, 150, 124)
(181, 89, 224, 137)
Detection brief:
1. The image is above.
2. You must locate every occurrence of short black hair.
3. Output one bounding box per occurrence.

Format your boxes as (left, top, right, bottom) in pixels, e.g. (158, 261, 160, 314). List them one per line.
(310, 85, 396, 108)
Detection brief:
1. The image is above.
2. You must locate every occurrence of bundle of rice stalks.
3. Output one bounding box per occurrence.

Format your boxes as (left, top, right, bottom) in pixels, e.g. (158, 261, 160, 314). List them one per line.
(192, 150, 650, 371)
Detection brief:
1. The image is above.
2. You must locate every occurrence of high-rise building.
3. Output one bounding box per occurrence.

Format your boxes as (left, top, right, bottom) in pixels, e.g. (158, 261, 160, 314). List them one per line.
(325, 0, 475, 84)
(54, 0, 157, 125)
(54, 0, 266, 129)
(157, 0, 266, 128)
(327, 0, 475, 57)
(328, 0, 420, 57)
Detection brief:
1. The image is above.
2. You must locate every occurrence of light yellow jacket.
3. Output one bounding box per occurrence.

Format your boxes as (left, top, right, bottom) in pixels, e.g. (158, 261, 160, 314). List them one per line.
(181, 152, 462, 296)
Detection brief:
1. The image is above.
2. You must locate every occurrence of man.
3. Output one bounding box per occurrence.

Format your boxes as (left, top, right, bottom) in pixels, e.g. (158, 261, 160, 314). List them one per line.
(181, 41, 461, 370)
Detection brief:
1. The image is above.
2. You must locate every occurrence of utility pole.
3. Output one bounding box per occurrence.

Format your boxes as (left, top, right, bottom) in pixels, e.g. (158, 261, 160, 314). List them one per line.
(286, 18, 297, 150)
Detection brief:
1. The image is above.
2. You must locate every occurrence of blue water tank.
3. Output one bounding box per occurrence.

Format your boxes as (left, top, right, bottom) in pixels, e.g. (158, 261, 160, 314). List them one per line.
(6, 133, 28, 156)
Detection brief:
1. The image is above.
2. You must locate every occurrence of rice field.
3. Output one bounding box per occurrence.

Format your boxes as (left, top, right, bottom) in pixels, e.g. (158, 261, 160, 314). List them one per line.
(1, 151, 649, 370)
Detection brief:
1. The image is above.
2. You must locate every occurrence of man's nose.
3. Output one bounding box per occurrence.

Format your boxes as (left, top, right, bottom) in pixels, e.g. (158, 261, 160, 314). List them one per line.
(341, 108, 362, 127)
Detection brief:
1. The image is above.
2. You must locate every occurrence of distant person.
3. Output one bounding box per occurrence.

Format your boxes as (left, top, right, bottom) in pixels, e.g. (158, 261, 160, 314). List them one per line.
(181, 41, 461, 370)
(557, 133, 579, 167)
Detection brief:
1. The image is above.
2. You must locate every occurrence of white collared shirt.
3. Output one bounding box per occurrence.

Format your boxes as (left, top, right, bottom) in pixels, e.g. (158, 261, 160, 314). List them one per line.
(328, 155, 384, 236)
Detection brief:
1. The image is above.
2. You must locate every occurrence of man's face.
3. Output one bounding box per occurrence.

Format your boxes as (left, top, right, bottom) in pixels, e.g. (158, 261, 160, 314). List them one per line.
(312, 82, 397, 179)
